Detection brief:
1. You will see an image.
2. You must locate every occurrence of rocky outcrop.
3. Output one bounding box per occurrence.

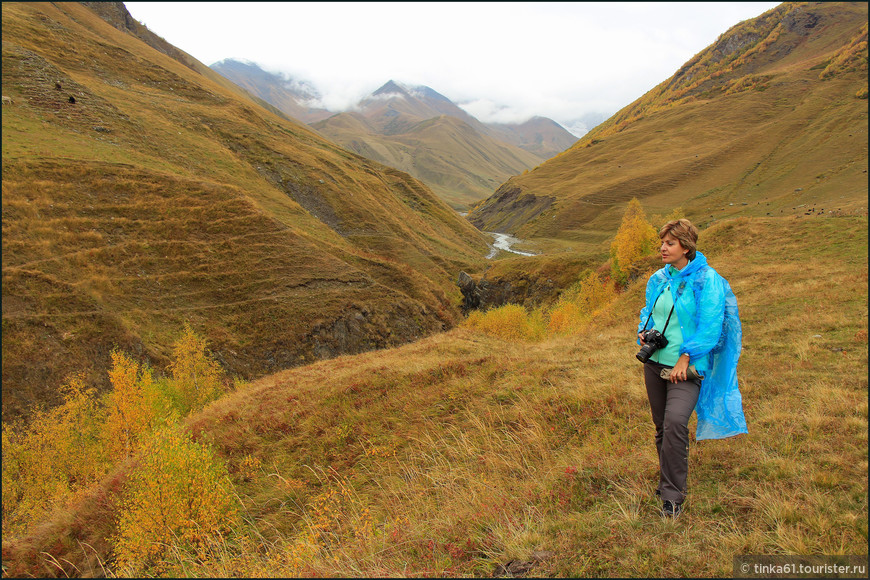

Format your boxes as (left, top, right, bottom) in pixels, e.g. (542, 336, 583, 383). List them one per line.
(306, 301, 443, 362)
(458, 270, 561, 313)
(466, 184, 554, 235)
(81, 2, 200, 71)
(458, 271, 486, 312)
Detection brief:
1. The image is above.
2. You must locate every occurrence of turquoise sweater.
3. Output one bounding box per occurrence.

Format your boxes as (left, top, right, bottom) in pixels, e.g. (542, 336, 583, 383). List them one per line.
(646, 264, 685, 366)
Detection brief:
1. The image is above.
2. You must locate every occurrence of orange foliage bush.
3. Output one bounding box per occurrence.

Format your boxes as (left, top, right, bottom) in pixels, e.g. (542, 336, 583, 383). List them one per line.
(547, 300, 584, 335)
(112, 428, 238, 575)
(2, 323, 232, 548)
(104, 350, 159, 460)
(820, 23, 868, 79)
(610, 199, 659, 286)
(548, 271, 617, 336)
(167, 323, 226, 415)
(1, 374, 109, 535)
(574, 271, 617, 316)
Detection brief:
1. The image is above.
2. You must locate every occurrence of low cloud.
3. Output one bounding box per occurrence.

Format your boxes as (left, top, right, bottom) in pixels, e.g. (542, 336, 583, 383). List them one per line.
(131, 2, 781, 133)
(364, 91, 407, 102)
(458, 99, 534, 125)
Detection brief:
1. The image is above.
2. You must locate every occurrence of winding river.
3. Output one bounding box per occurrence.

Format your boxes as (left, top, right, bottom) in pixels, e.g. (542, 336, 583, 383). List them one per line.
(485, 232, 536, 259)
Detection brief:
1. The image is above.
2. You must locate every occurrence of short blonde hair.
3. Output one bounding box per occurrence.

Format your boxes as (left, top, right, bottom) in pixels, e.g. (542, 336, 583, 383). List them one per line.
(659, 219, 698, 261)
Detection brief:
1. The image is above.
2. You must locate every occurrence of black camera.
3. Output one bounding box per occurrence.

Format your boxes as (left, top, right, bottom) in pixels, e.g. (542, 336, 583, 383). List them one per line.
(636, 329, 668, 363)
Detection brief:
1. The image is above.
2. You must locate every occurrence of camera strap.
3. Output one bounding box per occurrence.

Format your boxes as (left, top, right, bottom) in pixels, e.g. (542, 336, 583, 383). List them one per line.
(641, 288, 676, 334)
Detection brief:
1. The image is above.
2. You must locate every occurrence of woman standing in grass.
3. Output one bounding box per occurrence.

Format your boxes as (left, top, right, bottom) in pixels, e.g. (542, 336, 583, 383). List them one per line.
(636, 218, 746, 518)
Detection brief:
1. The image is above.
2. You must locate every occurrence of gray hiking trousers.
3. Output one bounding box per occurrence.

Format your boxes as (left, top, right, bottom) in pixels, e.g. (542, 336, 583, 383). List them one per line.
(643, 361, 701, 504)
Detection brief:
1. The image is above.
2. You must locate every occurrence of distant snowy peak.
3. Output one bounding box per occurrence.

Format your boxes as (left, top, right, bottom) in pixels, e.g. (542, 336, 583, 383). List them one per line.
(210, 60, 579, 155)
(368, 81, 453, 104)
(370, 80, 408, 99)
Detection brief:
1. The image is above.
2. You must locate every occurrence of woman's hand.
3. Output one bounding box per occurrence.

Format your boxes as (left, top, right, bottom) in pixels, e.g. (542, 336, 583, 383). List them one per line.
(638, 332, 646, 345)
(669, 354, 691, 383)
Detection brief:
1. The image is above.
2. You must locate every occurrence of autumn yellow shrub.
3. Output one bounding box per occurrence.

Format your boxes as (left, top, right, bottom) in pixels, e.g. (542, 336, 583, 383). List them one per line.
(2, 324, 234, 548)
(547, 300, 584, 335)
(574, 271, 617, 315)
(104, 350, 161, 460)
(820, 23, 868, 79)
(166, 323, 226, 415)
(548, 271, 617, 336)
(238, 453, 262, 482)
(1, 374, 109, 535)
(610, 198, 659, 286)
(112, 427, 239, 576)
(464, 303, 545, 341)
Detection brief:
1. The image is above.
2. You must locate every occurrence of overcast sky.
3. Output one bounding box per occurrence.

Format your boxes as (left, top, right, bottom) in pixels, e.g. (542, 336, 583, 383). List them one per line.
(125, 2, 781, 135)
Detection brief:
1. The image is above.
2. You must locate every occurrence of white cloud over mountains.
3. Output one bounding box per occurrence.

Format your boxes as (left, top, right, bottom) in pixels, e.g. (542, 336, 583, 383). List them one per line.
(126, 2, 780, 131)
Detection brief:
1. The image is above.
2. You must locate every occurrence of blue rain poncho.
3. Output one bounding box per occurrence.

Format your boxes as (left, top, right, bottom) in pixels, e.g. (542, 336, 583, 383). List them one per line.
(637, 251, 748, 440)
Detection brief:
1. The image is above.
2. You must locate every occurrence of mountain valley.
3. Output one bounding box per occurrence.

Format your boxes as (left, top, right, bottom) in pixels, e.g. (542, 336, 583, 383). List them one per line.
(211, 62, 578, 209)
(1, 1, 490, 421)
(1, 2, 868, 577)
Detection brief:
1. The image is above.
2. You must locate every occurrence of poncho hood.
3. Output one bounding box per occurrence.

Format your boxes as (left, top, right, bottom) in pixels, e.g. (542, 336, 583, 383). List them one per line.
(665, 251, 708, 279)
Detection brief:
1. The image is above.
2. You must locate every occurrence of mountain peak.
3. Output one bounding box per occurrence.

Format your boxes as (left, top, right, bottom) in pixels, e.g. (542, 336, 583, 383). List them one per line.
(373, 80, 409, 97)
(370, 81, 452, 104)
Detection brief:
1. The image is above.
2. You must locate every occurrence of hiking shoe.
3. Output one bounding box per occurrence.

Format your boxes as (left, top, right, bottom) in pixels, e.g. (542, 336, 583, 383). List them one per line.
(662, 500, 683, 518)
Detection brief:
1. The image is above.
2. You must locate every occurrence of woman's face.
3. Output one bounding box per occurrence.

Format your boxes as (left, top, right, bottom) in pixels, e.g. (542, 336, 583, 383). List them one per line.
(660, 232, 689, 268)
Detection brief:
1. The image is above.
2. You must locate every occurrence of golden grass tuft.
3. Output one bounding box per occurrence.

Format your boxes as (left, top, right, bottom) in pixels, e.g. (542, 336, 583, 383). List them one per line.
(464, 304, 546, 342)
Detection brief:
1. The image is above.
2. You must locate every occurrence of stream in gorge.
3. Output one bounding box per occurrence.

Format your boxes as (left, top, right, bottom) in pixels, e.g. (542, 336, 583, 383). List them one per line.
(486, 232, 536, 259)
(455, 211, 536, 259)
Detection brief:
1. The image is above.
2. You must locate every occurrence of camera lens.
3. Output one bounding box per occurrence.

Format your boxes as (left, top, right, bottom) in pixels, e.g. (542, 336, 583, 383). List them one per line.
(636, 343, 655, 363)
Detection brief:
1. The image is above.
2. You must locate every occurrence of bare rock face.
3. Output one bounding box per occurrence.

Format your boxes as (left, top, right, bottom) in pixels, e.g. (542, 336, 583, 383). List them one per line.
(79, 1, 136, 30)
(81, 1, 200, 70)
(307, 302, 440, 362)
(466, 184, 554, 234)
(458, 270, 562, 314)
(457, 271, 487, 312)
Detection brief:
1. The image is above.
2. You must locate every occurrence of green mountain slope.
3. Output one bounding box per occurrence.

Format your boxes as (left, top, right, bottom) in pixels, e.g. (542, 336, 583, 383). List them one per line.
(1, 1, 490, 421)
(467, 2, 868, 249)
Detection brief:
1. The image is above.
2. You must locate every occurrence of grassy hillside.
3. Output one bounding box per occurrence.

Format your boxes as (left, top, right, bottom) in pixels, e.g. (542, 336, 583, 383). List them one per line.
(1, 1, 490, 421)
(485, 116, 579, 159)
(313, 112, 546, 211)
(467, 2, 868, 251)
(3, 215, 866, 577)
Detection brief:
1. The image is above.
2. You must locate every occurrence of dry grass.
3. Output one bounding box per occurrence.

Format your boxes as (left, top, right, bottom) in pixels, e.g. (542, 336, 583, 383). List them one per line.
(4, 216, 865, 577)
(1, 2, 489, 421)
(2, 2, 867, 576)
